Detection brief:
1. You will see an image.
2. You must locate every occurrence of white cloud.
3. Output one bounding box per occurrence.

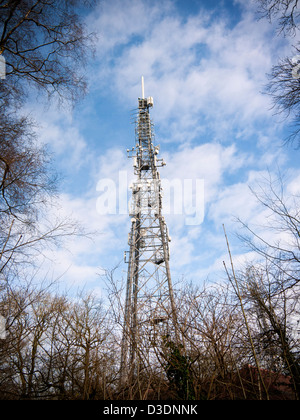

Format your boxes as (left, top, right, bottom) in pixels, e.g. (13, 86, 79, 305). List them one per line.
(89, 0, 287, 143)
(165, 142, 242, 180)
(35, 189, 129, 290)
(287, 172, 300, 196)
(209, 182, 257, 226)
(23, 0, 298, 291)
(30, 104, 90, 171)
(89, 0, 173, 55)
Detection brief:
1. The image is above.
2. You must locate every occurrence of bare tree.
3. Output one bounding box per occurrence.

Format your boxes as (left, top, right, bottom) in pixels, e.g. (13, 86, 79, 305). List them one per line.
(175, 283, 242, 400)
(228, 172, 300, 398)
(0, 112, 55, 222)
(255, 1, 300, 146)
(0, 284, 115, 400)
(256, 0, 300, 35)
(0, 0, 96, 106)
(265, 52, 300, 147)
(0, 1, 97, 280)
(239, 263, 300, 399)
(0, 112, 85, 279)
(237, 172, 300, 291)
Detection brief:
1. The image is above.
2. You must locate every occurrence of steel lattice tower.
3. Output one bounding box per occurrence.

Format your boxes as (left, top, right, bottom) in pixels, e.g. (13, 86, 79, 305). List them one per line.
(120, 79, 178, 382)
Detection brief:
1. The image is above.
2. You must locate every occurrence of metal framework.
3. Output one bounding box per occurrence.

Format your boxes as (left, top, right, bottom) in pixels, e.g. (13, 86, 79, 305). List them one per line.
(120, 79, 178, 382)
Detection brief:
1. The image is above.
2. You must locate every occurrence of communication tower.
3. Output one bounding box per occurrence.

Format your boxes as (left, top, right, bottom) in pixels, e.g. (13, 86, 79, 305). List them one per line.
(120, 78, 178, 383)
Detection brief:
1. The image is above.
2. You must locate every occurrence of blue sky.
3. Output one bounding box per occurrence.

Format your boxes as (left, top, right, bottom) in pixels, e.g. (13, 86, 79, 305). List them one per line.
(29, 0, 300, 295)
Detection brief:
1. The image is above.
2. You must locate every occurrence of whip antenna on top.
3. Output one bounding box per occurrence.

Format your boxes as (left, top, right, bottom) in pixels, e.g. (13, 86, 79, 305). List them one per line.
(138, 76, 154, 108)
(141, 76, 145, 99)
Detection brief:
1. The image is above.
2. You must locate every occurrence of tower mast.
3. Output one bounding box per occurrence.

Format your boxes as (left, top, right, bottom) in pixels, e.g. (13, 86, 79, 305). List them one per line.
(120, 78, 178, 384)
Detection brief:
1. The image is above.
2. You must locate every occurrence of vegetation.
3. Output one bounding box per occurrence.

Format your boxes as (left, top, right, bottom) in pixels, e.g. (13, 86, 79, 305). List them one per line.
(1, 175, 299, 400)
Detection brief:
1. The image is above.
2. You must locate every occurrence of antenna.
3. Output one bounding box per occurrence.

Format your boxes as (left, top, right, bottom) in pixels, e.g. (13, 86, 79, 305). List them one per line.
(141, 76, 145, 99)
